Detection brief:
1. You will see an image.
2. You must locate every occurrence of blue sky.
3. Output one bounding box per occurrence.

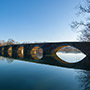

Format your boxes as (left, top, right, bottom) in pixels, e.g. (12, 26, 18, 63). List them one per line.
(0, 0, 81, 43)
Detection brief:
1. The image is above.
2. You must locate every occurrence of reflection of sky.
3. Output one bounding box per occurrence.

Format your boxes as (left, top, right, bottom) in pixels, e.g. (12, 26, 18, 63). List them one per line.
(0, 58, 83, 90)
(57, 52, 86, 63)
(0, 0, 81, 42)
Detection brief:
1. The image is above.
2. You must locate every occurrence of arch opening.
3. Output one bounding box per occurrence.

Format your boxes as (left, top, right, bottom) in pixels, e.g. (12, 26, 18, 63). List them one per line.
(30, 46, 43, 60)
(17, 46, 24, 58)
(2, 48, 4, 55)
(52, 45, 86, 64)
(8, 47, 12, 57)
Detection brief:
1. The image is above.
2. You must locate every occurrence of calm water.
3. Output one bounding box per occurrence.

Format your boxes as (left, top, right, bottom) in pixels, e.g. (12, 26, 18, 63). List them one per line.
(56, 52, 86, 63)
(0, 54, 90, 90)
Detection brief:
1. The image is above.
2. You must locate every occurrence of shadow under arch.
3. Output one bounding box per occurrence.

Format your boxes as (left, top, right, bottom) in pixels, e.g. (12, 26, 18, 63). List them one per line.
(52, 45, 86, 64)
(30, 46, 43, 60)
(8, 46, 12, 57)
(17, 46, 24, 58)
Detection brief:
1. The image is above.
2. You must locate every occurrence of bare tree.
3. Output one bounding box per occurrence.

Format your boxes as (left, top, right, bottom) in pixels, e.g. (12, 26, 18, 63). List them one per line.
(7, 39, 15, 45)
(71, 0, 90, 41)
(0, 39, 16, 46)
(0, 40, 6, 46)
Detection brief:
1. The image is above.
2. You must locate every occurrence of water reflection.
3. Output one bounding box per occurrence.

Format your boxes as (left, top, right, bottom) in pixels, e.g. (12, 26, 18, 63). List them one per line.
(7, 58, 14, 63)
(57, 52, 86, 63)
(0, 57, 90, 90)
(76, 70, 90, 90)
(0, 59, 83, 90)
(0, 56, 14, 63)
(0, 56, 5, 60)
(56, 46, 86, 63)
(0, 54, 90, 90)
(0, 53, 90, 71)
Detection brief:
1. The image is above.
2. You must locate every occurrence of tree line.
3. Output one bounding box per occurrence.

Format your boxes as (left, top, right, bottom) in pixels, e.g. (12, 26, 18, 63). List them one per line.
(0, 39, 19, 46)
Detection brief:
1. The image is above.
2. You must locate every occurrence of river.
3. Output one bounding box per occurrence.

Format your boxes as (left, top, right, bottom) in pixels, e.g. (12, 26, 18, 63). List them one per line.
(0, 53, 89, 90)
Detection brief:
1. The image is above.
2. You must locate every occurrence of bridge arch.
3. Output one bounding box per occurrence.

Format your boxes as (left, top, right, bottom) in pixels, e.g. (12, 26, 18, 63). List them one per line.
(30, 46, 43, 60)
(1, 47, 4, 55)
(17, 46, 24, 58)
(52, 44, 86, 64)
(8, 46, 12, 57)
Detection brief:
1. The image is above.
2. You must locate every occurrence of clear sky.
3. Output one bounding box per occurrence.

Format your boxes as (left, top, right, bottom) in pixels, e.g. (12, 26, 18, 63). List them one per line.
(0, 0, 81, 43)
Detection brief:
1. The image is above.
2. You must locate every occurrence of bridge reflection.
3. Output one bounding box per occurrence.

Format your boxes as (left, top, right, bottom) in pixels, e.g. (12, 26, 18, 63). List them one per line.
(0, 52, 90, 70)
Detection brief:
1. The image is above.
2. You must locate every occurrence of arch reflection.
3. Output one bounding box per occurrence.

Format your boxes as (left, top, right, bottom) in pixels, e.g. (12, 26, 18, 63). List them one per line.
(0, 53, 90, 70)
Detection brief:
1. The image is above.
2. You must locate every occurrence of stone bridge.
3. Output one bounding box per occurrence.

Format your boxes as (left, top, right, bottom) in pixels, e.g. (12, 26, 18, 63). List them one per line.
(0, 42, 90, 70)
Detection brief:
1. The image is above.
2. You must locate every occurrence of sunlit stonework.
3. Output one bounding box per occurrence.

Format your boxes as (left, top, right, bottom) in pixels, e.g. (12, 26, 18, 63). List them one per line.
(8, 47, 12, 57)
(17, 46, 24, 58)
(30, 46, 43, 60)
